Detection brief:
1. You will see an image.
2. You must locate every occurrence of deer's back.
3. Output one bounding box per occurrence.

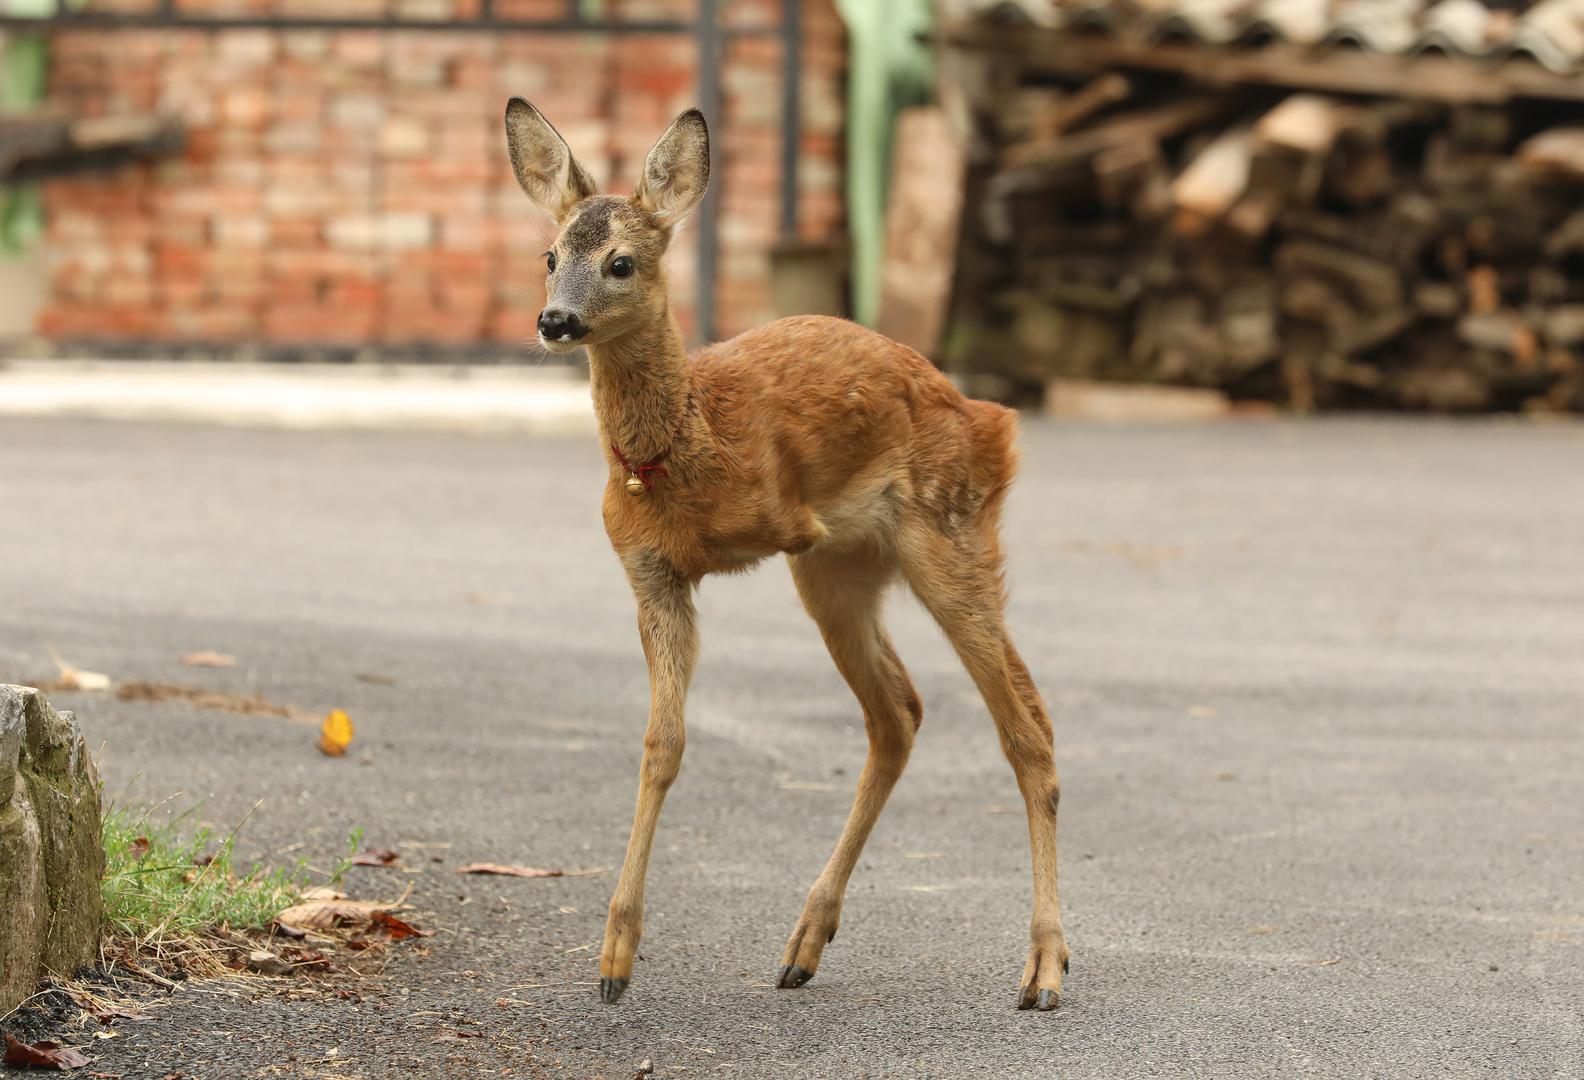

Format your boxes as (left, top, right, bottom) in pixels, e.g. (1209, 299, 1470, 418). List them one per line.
(692, 315, 1018, 542)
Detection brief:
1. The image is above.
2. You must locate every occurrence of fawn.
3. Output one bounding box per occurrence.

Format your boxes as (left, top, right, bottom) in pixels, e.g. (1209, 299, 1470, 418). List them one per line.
(505, 99, 1070, 1011)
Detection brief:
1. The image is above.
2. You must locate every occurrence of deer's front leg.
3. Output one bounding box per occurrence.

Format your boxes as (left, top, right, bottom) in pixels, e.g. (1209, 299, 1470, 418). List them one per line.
(600, 554, 698, 1005)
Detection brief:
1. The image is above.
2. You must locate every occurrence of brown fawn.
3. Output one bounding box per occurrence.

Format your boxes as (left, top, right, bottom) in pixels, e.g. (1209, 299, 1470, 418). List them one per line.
(505, 99, 1070, 1011)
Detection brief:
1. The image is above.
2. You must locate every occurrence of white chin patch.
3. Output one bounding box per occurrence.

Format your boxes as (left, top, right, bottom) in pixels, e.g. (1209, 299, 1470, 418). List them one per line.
(538, 335, 581, 354)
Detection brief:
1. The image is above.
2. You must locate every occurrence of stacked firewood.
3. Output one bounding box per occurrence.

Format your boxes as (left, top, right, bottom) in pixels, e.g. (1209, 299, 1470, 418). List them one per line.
(946, 71, 1584, 412)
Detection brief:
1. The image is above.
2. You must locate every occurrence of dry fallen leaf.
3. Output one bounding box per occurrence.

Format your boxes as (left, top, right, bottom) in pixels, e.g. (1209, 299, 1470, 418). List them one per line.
(275, 896, 396, 932)
(128, 837, 151, 860)
(3, 1033, 91, 1069)
(350, 849, 400, 867)
(116, 682, 307, 720)
(371, 911, 432, 941)
(317, 709, 354, 756)
(180, 651, 236, 668)
(245, 949, 291, 976)
(453, 863, 606, 879)
(280, 946, 331, 970)
(43, 644, 111, 692)
(274, 886, 429, 941)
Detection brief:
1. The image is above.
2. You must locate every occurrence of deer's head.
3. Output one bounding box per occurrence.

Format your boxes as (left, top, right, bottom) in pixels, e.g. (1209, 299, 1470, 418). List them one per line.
(504, 98, 710, 354)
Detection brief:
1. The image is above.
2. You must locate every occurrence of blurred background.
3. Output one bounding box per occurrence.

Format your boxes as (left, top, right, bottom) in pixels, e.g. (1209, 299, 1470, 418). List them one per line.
(4, 4, 1584, 1073)
(2, 0, 1580, 415)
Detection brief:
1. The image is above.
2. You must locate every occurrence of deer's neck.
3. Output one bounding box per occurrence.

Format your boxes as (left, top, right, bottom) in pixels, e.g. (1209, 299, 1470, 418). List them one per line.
(586, 308, 700, 468)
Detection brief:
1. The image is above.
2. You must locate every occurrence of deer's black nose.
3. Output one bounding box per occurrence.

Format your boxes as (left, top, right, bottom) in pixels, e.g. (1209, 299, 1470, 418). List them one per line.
(538, 309, 588, 341)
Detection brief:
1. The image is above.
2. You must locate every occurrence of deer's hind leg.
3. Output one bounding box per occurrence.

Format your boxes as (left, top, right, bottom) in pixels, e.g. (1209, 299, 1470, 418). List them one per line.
(899, 515, 1070, 1012)
(777, 542, 922, 990)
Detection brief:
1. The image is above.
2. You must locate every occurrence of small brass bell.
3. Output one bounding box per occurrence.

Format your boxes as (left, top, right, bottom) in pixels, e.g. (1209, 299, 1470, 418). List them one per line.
(625, 475, 647, 496)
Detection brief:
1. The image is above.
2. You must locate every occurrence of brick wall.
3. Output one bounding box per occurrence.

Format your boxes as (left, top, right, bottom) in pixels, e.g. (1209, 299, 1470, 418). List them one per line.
(35, 0, 845, 350)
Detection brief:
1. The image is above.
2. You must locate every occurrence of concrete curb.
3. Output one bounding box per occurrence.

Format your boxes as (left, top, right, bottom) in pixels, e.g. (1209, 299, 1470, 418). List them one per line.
(0, 360, 597, 434)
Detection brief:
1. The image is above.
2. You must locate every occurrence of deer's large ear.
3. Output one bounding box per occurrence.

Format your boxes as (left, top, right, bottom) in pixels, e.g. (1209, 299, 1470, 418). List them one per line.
(634, 108, 710, 228)
(505, 97, 596, 221)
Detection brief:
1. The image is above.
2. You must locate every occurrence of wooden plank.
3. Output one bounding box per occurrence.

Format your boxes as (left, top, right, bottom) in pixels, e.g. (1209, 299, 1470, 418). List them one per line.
(1256, 94, 1350, 154)
(1002, 75, 1132, 154)
(1517, 127, 1584, 179)
(1171, 125, 1252, 232)
(998, 95, 1233, 188)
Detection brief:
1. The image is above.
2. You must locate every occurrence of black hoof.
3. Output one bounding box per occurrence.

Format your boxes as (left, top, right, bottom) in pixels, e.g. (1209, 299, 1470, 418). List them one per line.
(1036, 988, 1059, 1011)
(777, 964, 813, 989)
(1017, 983, 1035, 1010)
(600, 976, 628, 1005)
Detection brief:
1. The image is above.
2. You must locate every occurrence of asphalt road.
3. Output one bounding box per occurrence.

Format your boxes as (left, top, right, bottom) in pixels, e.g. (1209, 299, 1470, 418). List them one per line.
(2, 415, 1582, 1079)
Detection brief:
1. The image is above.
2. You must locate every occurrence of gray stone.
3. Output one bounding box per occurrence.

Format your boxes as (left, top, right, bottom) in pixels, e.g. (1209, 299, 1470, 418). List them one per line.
(0, 686, 103, 1014)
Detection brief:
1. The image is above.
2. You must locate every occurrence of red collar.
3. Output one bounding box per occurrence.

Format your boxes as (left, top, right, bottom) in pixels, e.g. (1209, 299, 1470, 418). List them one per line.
(611, 442, 670, 490)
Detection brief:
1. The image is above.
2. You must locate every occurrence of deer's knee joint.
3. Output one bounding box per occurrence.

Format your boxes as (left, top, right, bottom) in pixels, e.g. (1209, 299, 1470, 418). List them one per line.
(641, 734, 685, 787)
(1003, 729, 1055, 772)
(902, 688, 924, 731)
(865, 711, 915, 762)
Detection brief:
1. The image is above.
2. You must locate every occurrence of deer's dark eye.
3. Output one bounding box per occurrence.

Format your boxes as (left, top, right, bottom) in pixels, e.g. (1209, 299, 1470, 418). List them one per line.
(545, 251, 556, 273)
(610, 255, 634, 279)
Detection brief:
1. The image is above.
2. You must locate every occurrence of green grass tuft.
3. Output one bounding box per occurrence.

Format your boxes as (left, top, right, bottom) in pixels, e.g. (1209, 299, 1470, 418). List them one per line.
(101, 800, 359, 946)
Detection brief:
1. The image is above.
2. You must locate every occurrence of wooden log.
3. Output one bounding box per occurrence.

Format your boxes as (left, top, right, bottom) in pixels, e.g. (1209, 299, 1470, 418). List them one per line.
(1334, 308, 1416, 354)
(1002, 73, 1132, 163)
(1256, 94, 1350, 155)
(1225, 191, 1278, 240)
(1171, 125, 1253, 236)
(1414, 281, 1463, 319)
(996, 95, 1234, 190)
(1092, 137, 1166, 214)
(1516, 127, 1584, 180)
(1458, 311, 1531, 354)
(1542, 306, 1584, 348)
(1218, 282, 1279, 370)
(1324, 124, 1395, 207)
(1393, 365, 1492, 411)
(1448, 106, 1511, 152)
(1277, 239, 1405, 312)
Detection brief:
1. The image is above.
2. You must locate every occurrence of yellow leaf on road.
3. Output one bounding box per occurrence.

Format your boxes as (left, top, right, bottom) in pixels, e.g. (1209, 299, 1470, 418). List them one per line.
(318, 709, 354, 756)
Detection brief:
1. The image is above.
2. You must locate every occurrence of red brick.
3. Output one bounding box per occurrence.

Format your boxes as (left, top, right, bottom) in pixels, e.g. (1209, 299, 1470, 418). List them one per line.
(36, 21, 845, 346)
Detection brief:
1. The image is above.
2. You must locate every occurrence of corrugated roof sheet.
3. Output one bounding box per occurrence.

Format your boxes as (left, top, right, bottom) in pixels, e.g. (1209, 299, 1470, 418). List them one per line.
(964, 0, 1584, 72)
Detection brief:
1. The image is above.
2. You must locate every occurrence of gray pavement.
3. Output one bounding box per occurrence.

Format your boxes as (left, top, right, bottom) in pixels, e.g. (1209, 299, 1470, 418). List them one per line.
(1, 415, 1581, 1079)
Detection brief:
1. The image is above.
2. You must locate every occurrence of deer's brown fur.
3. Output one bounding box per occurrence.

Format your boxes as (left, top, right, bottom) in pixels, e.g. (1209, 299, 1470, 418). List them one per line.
(505, 98, 1070, 1012)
